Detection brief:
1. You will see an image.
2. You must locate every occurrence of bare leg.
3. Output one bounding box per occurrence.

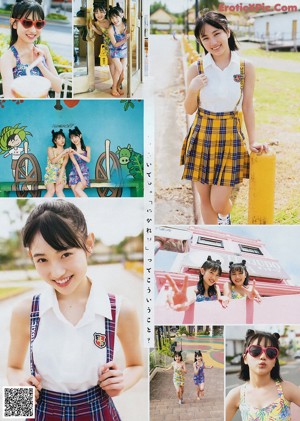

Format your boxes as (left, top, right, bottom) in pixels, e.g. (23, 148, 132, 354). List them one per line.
(117, 58, 126, 95)
(74, 183, 88, 197)
(44, 183, 55, 197)
(71, 184, 79, 197)
(194, 182, 217, 224)
(211, 185, 233, 215)
(111, 57, 123, 96)
(55, 183, 65, 197)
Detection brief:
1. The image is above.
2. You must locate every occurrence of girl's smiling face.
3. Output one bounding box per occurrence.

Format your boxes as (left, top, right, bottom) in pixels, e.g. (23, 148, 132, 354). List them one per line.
(201, 268, 219, 287)
(196, 355, 203, 363)
(94, 9, 106, 21)
(230, 269, 246, 287)
(29, 231, 93, 296)
(70, 134, 81, 146)
(198, 23, 230, 56)
(175, 355, 182, 363)
(13, 12, 42, 44)
(110, 14, 122, 26)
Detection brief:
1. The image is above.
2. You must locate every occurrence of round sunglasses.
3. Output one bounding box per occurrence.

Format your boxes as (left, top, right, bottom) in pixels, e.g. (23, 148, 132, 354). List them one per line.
(15, 18, 46, 30)
(246, 344, 279, 360)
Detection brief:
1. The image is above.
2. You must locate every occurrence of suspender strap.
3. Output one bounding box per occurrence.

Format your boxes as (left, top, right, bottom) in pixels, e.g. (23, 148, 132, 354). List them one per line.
(30, 293, 117, 374)
(105, 294, 117, 363)
(30, 294, 41, 376)
(234, 60, 245, 112)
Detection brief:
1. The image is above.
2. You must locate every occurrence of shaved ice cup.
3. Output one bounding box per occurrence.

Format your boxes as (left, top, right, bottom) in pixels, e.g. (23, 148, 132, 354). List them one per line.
(11, 75, 51, 98)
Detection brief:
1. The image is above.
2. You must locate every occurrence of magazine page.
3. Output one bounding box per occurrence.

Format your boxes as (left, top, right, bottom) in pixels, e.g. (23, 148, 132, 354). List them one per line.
(0, 0, 299, 420)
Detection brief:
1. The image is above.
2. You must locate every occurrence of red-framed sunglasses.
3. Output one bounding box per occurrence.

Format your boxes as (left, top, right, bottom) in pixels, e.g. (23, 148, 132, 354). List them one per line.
(15, 18, 46, 29)
(246, 344, 279, 360)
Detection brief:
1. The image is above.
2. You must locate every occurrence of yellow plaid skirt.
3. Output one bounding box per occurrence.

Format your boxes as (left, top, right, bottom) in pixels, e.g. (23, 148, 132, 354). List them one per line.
(180, 108, 250, 186)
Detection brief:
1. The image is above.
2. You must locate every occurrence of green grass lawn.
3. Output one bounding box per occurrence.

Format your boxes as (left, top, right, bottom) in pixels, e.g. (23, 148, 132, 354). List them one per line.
(254, 68, 300, 132)
(242, 48, 300, 62)
(0, 287, 31, 300)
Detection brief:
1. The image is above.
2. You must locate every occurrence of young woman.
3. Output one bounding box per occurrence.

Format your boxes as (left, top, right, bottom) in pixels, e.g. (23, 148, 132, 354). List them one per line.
(226, 329, 300, 421)
(7, 200, 143, 420)
(0, 0, 62, 98)
(181, 11, 267, 225)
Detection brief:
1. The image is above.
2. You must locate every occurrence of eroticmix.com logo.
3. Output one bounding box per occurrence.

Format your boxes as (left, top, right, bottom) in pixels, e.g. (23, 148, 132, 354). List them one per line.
(218, 3, 298, 13)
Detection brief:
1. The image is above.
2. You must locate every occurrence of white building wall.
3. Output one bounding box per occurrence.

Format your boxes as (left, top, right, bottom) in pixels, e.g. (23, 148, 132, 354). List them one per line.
(254, 11, 300, 39)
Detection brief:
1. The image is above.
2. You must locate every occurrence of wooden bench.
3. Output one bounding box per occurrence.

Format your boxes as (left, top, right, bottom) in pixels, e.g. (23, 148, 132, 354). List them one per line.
(0, 179, 143, 198)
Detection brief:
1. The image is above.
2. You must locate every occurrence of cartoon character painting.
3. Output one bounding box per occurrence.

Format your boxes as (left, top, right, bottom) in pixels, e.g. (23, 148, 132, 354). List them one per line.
(116, 144, 143, 179)
(0, 124, 32, 178)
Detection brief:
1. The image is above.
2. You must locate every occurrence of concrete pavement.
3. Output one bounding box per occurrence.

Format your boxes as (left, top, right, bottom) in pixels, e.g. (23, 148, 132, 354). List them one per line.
(150, 336, 224, 420)
(150, 364, 224, 421)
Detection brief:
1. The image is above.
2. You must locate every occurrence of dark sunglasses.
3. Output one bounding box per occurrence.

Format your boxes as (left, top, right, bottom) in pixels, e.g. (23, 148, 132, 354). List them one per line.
(15, 18, 46, 29)
(246, 344, 279, 360)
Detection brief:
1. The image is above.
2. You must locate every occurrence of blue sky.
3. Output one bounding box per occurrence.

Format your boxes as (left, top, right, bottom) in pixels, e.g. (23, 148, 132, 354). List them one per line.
(212, 225, 300, 286)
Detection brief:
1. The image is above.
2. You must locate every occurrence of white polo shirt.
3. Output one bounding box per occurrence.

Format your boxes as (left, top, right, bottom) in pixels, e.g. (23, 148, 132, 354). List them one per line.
(32, 279, 121, 394)
(199, 51, 243, 113)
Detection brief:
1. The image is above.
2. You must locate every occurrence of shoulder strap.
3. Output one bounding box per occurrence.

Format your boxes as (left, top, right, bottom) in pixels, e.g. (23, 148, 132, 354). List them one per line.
(197, 60, 203, 75)
(233, 60, 245, 112)
(105, 294, 116, 363)
(10, 45, 21, 66)
(275, 381, 283, 398)
(240, 60, 245, 90)
(30, 294, 41, 376)
(240, 383, 247, 404)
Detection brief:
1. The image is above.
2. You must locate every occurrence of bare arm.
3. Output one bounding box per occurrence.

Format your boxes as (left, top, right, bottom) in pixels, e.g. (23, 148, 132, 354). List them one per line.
(184, 61, 208, 115)
(225, 386, 241, 421)
(98, 298, 143, 396)
(242, 61, 267, 153)
(108, 25, 129, 48)
(73, 146, 91, 163)
(48, 147, 68, 164)
(0, 50, 17, 98)
(282, 381, 300, 406)
(223, 282, 232, 302)
(34, 45, 62, 93)
(215, 285, 228, 308)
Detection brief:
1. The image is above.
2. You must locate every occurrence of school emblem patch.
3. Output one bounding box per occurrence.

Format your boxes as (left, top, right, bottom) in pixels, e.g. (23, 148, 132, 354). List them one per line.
(93, 332, 106, 349)
(233, 74, 242, 83)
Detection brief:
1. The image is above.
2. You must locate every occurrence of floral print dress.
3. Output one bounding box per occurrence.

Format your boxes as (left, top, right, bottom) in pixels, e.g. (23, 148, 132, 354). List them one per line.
(239, 381, 291, 421)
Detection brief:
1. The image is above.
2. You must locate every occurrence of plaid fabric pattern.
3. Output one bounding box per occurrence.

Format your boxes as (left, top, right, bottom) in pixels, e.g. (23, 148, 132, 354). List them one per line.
(28, 294, 121, 421)
(180, 60, 249, 186)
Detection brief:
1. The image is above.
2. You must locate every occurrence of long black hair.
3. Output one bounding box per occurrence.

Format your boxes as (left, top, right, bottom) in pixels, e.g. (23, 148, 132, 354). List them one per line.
(51, 129, 66, 148)
(10, 0, 44, 46)
(196, 255, 222, 297)
(68, 126, 87, 152)
(22, 200, 90, 253)
(239, 329, 282, 382)
(194, 10, 238, 54)
(229, 260, 249, 286)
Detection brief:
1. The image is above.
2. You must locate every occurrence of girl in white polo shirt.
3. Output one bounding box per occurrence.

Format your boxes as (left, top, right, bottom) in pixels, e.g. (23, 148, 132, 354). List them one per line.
(181, 11, 267, 225)
(7, 200, 143, 420)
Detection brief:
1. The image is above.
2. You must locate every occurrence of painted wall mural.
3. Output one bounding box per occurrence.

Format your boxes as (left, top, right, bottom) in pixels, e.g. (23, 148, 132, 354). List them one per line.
(0, 100, 144, 198)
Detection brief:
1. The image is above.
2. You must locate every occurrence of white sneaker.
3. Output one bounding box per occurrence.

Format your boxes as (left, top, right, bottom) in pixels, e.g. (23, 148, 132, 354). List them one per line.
(178, 399, 181, 404)
(218, 214, 231, 225)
